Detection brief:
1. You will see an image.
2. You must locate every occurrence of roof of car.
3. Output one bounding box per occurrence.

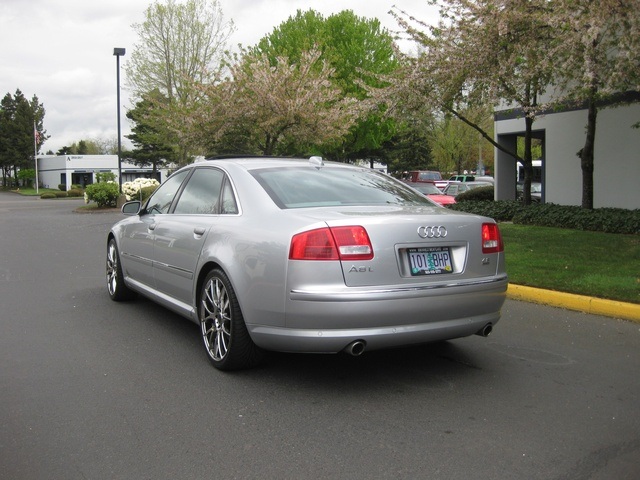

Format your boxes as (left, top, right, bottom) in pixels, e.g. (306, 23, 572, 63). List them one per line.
(200, 156, 359, 171)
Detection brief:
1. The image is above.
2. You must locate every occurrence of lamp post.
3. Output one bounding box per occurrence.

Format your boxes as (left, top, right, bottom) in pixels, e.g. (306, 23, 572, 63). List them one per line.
(113, 47, 126, 198)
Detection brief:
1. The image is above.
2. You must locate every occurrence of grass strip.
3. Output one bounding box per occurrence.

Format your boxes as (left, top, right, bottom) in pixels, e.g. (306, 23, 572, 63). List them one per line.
(500, 224, 639, 304)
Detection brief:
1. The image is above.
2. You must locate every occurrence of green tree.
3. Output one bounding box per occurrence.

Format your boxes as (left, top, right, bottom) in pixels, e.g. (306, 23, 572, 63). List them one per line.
(251, 9, 399, 161)
(56, 139, 105, 155)
(0, 89, 47, 186)
(125, 0, 234, 165)
(125, 89, 177, 173)
(0, 93, 18, 186)
(17, 168, 36, 188)
(429, 107, 494, 175)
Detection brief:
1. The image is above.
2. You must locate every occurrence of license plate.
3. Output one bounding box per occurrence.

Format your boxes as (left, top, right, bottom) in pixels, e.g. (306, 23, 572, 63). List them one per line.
(408, 247, 453, 275)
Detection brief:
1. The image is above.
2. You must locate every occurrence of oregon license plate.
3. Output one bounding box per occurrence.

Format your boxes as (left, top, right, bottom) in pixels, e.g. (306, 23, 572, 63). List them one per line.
(408, 247, 453, 275)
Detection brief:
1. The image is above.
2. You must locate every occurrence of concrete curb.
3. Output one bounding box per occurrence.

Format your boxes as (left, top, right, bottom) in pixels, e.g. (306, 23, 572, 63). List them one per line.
(507, 284, 640, 323)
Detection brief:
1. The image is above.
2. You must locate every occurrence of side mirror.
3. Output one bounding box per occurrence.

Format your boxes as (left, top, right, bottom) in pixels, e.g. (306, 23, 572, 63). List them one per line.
(121, 200, 142, 215)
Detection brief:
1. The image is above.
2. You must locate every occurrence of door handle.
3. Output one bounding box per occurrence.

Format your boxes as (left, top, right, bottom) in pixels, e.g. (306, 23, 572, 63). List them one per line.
(148, 223, 156, 231)
(194, 227, 206, 236)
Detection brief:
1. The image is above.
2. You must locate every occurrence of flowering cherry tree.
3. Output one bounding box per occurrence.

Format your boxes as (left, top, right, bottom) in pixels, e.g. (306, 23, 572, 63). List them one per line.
(386, 0, 639, 207)
(546, 0, 640, 209)
(195, 49, 362, 156)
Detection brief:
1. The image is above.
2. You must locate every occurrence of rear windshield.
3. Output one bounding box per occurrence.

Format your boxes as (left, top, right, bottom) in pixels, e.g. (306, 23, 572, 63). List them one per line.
(251, 167, 433, 209)
(417, 171, 442, 181)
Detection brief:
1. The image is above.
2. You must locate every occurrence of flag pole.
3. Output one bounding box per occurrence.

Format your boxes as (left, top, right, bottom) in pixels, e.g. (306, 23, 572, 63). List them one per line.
(33, 121, 39, 194)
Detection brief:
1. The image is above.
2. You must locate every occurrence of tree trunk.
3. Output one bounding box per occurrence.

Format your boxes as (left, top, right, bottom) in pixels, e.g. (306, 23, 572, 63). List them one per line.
(580, 89, 597, 210)
(522, 115, 534, 205)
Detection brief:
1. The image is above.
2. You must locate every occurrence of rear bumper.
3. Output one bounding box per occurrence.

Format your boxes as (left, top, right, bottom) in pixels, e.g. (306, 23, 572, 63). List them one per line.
(248, 275, 508, 353)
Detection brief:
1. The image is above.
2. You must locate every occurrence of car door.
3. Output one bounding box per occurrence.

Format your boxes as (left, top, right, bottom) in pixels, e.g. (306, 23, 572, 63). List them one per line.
(151, 167, 230, 307)
(119, 170, 189, 289)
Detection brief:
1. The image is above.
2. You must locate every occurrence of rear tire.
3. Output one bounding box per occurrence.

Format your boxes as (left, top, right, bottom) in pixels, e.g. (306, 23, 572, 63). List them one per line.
(199, 269, 263, 371)
(106, 238, 136, 301)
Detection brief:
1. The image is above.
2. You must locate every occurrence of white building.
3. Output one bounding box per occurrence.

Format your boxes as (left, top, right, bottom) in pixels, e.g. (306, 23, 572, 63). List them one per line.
(493, 100, 640, 209)
(37, 155, 169, 191)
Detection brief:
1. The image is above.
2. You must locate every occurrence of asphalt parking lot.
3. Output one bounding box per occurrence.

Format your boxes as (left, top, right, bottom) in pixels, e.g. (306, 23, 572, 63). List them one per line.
(1, 192, 639, 480)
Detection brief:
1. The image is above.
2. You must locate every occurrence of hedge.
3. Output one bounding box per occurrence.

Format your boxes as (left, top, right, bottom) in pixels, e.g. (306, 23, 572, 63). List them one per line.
(450, 200, 639, 234)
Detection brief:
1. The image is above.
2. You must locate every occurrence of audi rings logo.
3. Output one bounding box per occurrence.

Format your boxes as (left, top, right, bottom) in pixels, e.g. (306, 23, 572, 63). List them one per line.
(417, 225, 447, 238)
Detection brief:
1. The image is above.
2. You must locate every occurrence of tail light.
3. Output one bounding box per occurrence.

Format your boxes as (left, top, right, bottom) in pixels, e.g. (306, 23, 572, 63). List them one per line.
(289, 226, 374, 261)
(482, 223, 504, 254)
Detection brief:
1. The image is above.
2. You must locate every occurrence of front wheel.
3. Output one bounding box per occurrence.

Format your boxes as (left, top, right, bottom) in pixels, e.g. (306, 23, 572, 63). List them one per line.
(199, 269, 263, 371)
(106, 238, 136, 301)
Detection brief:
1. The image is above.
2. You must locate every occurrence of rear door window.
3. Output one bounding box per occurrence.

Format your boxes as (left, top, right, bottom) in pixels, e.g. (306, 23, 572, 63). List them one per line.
(173, 168, 225, 214)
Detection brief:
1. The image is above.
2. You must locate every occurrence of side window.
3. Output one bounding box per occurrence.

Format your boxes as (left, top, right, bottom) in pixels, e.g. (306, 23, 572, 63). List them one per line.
(174, 168, 224, 214)
(220, 179, 238, 214)
(145, 170, 189, 214)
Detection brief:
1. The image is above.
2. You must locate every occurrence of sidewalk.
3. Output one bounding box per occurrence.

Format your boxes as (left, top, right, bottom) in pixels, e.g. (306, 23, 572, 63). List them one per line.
(508, 284, 640, 323)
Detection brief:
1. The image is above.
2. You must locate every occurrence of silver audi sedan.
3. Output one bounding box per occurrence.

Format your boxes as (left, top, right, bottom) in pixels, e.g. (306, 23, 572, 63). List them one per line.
(107, 157, 507, 370)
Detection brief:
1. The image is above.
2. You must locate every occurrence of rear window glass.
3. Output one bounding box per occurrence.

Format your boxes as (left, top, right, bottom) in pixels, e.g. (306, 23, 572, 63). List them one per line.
(251, 167, 433, 209)
(417, 171, 442, 181)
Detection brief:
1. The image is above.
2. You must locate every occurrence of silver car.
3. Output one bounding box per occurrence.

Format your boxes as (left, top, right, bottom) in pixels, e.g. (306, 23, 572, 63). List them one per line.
(107, 157, 508, 370)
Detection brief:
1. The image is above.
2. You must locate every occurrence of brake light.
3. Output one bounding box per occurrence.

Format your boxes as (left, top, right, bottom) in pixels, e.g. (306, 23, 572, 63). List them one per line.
(289, 226, 374, 261)
(482, 223, 504, 254)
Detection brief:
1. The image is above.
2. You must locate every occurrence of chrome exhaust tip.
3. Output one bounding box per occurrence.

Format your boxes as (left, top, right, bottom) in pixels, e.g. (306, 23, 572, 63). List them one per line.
(475, 324, 493, 337)
(344, 340, 366, 356)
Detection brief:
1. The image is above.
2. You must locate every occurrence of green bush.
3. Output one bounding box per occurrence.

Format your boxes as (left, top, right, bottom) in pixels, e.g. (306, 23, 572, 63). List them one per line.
(40, 192, 57, 199)
(450, 200, 639, 234)
(512, 204, 639, 234)
(139, 185, 158, 202)
(85, 182, 119, 208)
(96, 172, 117, 183)
(58, 184, 66, 191)
(71, 184, 83, 190)
(451, 200, 524, 221)
(55, 191, 68, 198)
(67, 188, 84, 197)
(456, 186, 495, 202)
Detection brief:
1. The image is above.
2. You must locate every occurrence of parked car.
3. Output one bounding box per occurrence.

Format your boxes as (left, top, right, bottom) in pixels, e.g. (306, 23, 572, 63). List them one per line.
(448, 175, 475, 182)
(517, 182, 542, 202)
(442, 181, 493, 197)
(405, 182, 456, 206)
(403, 170, 443, 183)
(107, 157, 507, 370)
(474, 175, 495, 184)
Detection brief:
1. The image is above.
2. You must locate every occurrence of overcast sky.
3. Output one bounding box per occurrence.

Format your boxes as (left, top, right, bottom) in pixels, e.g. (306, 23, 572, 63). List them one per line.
(0, 0, 436, 154)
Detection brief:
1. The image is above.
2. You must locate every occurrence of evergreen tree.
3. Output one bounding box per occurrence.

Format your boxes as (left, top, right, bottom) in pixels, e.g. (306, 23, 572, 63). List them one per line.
(0, 89, 47, 186)
(125, 90, 178, 173)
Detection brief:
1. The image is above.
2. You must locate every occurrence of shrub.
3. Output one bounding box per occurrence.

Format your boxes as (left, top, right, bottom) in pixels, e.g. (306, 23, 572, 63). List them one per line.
(139, 185, 159, 202)
(71, 184, 83, 190)
(40, 192, 57, 199)
(456, 186, 495, 202)
(55, 191, 68, 198)
(85, 182, 120, 208)
(512, 203, 640, 234)
(67, 188, 84, 197)
(96, 172, 117, 183)
(451, 200, 524, 221)
(450, 200, 639, 234)
(58, 184, 66, 191)
(122, 177, 160, 201)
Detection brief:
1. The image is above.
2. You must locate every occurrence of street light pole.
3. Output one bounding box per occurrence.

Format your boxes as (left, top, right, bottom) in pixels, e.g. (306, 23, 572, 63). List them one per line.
(113, 47, 126, 197)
